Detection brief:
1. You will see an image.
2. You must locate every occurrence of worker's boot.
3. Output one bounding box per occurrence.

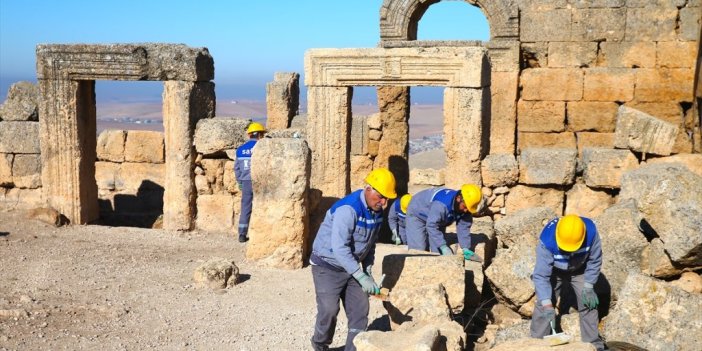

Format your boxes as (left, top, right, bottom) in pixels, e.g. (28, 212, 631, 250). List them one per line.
(238, 235, 248, 243)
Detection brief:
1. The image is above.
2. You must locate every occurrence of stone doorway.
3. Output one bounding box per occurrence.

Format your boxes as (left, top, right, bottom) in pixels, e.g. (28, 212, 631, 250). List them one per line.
(36, 44, 215, 230)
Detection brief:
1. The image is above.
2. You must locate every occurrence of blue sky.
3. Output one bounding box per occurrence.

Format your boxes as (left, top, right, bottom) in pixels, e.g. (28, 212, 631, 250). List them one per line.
(0, 0, 489, 103)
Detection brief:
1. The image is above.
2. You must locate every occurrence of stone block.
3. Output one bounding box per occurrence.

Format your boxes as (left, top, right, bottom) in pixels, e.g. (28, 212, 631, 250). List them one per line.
(625, 7, 677, 41)
(547, 42, 597, 68)
(247, 138, 310, 269)
(124, 130, 164, 163)
(194, 117, 251, 155)
(576, 132, 615, 157)
(620, 163, 702, 266)
(200, 159, 226, 194)
(565, 184, 613, 218)
(517, 100, 565, 132)
(195, 194, 235, 233)
(622, 101, 683, 125)
(489, 71, 518, 154)
(265, 72, 299, 130)
(520, 8, 571, 42)
(504, 185, 564, 216)
(0, 81, 39, 121)
(0, 187, 44, 211)
(95, 161, 119, 191)
(410, 168, 444, 186)
(517, 132, 576, 152)
(484, 239, 536, 311)
(115, 162, 165, 193)
(443, 87, 484, 188)
(0, 121, 40, 153)
(382, 254, 465, 313)
(645, 153, 702, 177)
(481, 154, 518, 188)
(367, 112, 382, 130)
(354, 324, 439, 351)
(494, 207, 556, 249)
(599, 41, 656, 68)
(614, 106, 679, 156)
(520, 68, 583, 101)
(351, 115, 369, 155)
(657, 41, 698, 68)
(582, 148, 638, 188)
(518, 148, 577, 185)
(96, 130, 126, 162)
(635, 68, 695, 102)
(567, 101, 618, 132)
(583, 68, 635, 102)
(603, 273, 702, 351)
(350, 155, 373, 190)
(192, 258, 239, 290)
(680, 6, 702, 40)
(384, 284, 452, 329)
(12, 154, 41, 189)
(640, 238, 683, 278)
(222, 160, 237, 193)
(521, 42, 548, 68)
(570, 8, 626, 41)
(0, 154, 12, 186)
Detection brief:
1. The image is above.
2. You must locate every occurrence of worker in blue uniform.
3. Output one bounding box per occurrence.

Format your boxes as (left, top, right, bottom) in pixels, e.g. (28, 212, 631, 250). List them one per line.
(405, 184, 484, 261)
(530, 214, 605, 351)
(387, 193, 412, 245)
(234, 122, 266, 243)
(309, 168, 397, 351)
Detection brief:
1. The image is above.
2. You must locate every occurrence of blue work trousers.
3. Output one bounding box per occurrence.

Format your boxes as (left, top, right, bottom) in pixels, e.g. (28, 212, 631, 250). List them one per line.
(311, 265, 369, 351)
(238, 180, 253, 238)
(530, 270, 605, 351)
(405, 214, 442, 253)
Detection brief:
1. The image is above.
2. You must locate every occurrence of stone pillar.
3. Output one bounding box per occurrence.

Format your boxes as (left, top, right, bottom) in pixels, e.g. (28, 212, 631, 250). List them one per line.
(38, 79, 98, 224)
(486, 41, 520, 154)
(246, 138, 310, 269)
(266, 72, 300, 130)
(306, 86, 351, 198)
(162, 81, 215, 230)
(375, 86, 410, 195)
(443, 87, 484, 188)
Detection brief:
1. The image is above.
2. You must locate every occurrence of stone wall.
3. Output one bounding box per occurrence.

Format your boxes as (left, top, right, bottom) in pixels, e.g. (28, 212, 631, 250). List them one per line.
(0, 82, 43, 210)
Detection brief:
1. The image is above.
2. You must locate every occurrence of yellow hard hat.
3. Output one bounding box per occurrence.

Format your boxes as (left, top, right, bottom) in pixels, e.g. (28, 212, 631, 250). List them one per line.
(460, 184, 482, 214)
(246, 122, 266, 134)
(399, 194, 412, 213)
(365, 168, 397, 199)
(556, 214, 586, 252)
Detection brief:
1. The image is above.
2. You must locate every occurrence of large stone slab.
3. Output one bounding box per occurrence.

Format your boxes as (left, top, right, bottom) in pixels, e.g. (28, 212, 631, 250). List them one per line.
(124, 130, 164, 163)
(0, 81, 39, 121)
(494, 207, 556, 249)
(484, 238, 536, 313)
(194, 117, 250, 155)
(504, 185, 564, 216)
(614, 106, 679, 156)
(603, 273, 702, 351)
(582, 148, 639, 189)
(246, 138, 310, 269)
(354, 324, 439, 351)
(0, 121, 40, 154)
(481, 154, 518, 188)
(564, 184, 614, 218)
(594, 200, 649, 300)
(96, 130, 126, 162)
(518, 148, 577, 185)
(265, 72, 299, 130)
(619, 163, 702, 266)
(384, 284, 452, 330)
(382, 254, 465, 313)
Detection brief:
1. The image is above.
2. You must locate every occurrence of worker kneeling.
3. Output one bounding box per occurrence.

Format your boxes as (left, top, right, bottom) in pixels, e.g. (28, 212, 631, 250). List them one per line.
(405, 184, 484, 261)
(530, 214, 605, 351)
(309, 168, 397, 351)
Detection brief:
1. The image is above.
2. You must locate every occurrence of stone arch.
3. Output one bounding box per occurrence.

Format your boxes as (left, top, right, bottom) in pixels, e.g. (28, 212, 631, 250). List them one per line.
(379, 0, 518, 41)
(36, 44, 215, 230)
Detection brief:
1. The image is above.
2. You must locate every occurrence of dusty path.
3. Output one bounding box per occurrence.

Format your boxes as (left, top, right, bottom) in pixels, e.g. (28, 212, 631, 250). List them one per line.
(0, 211, 391, 350)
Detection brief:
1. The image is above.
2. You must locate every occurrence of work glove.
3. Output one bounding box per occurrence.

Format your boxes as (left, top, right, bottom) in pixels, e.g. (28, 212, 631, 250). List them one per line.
(463, 249, 483, 262)
(237, 182, 242, 190)
(582, 284, 599, 310)
(542, 303, 556, 325)
(439, 245, 453, 256)
(391, 229, 401, 245)
(365, 264, 373, 277)
(352, 270, 379, 295)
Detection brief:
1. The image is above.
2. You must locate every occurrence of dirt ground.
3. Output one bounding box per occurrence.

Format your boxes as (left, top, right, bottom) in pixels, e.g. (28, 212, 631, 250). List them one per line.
(0, 210, 396, 351)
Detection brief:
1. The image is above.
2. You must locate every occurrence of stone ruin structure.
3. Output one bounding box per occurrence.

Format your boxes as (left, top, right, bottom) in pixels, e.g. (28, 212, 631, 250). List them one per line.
(0, 1, 701, 349)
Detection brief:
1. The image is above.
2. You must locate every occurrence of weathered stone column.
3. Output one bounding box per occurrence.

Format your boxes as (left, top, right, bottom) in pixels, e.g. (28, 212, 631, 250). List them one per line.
(246, 138, 310, 269)
(375, 86, 410, 195)
(444, 87, 485, 188)
(306, 86, 352, 198)
(162, 81, 215, 230)
(38, 79, 98, 223)
(486, 41, 520, 154)
(266, 72, 300, 130)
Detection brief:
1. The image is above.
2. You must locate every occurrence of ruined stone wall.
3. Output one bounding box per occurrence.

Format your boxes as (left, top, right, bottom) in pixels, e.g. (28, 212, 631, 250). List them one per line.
(0, 82, 43, 210)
